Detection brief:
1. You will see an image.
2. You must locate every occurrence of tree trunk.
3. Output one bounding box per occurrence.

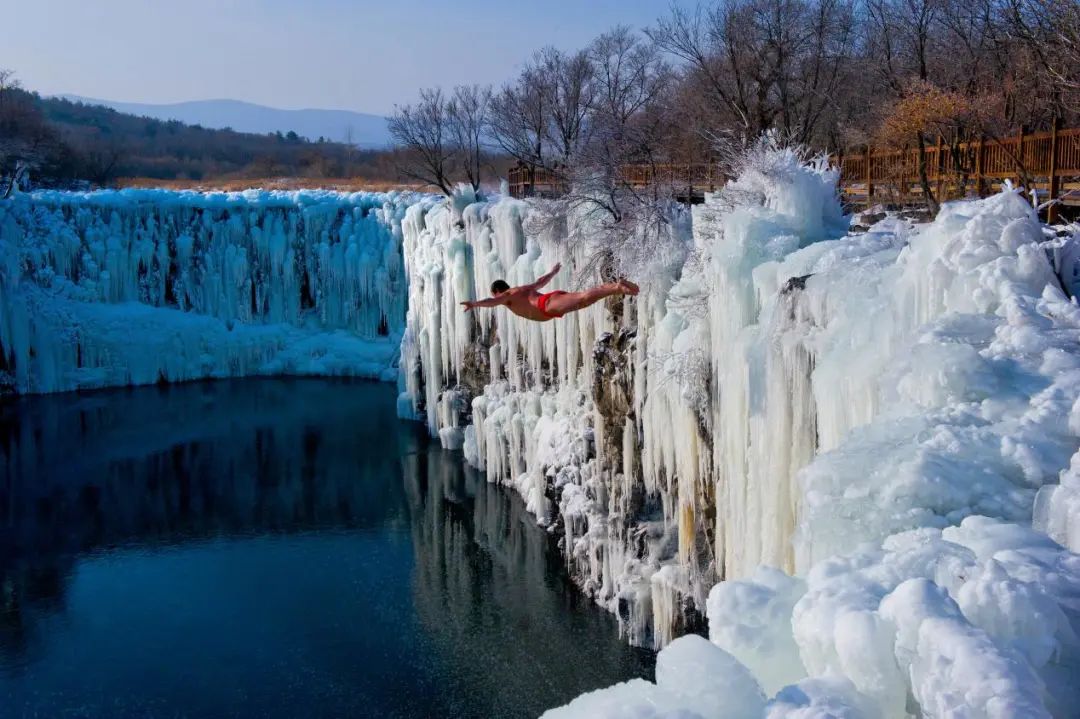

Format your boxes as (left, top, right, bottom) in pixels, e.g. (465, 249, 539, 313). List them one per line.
(916, 132, 939, 215)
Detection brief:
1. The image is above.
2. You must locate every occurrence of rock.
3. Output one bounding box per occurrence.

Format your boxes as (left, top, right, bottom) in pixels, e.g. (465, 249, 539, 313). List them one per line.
(781, 274, 813, 295)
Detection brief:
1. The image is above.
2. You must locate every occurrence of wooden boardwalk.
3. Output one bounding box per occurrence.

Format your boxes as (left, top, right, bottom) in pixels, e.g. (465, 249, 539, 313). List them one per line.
(506, 122, 1080, 220)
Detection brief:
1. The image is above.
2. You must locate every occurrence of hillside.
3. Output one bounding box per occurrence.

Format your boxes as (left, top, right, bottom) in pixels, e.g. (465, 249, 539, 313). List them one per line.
(57, 95, 391, 148)
(1, 87, 400, 188)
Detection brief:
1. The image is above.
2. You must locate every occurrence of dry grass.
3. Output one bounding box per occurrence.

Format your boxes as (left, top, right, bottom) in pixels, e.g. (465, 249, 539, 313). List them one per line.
(115, 176, 432, 193)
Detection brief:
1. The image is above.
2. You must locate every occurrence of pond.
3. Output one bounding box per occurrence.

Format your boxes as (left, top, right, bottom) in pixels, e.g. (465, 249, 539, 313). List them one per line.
(0, 378, 653, 718)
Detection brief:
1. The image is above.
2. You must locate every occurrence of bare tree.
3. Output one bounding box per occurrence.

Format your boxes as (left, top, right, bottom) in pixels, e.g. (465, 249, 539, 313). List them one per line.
(447, 84, 492, 194)
(77, 137, 126, 186)
(539, 47, 596, 166)
(388, 88, 456, 195)
(488, 47, 595, 176)
(342, 125, 358, 176)
(532, 28, 682, 285)
(1004, 0, 1080, 115)
(649, 4, 759, 137)
(489, 60, 549, 168)
(394, 0, 1080, 216)
(863, 0, 945, 211)
(0, 68, 18, 108)
(649, 0, 856, 147)
(571, 27, 670, 220)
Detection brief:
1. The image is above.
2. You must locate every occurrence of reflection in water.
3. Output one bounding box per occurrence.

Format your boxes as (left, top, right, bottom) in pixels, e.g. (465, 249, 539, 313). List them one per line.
(404, 450, 653, 718)
(0, 379, 651, 718)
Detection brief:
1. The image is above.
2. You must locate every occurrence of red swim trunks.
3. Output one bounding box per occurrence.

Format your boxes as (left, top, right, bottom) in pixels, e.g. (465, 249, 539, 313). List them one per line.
(536, 291, 568, 319)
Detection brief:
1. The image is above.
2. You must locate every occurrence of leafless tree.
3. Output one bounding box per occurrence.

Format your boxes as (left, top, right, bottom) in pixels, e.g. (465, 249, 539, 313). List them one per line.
(395, 1, 1080, 216)
(862, 0, 945, 211)
(447, 84, 492, 194)
(1004, 0, 1080, 115)
(542, 28, 683, 284)
(388, 88, 456, 195)
(489, 60, 549, 168)
(567, 28, 670, 219)
(0, 68, 18, 107)
(539, 47, 596, 166)
(649, 0, 857, 147)
(490, 27, 676, 275)
(488, 47, 595, 176)
(77, 138, 125, 186)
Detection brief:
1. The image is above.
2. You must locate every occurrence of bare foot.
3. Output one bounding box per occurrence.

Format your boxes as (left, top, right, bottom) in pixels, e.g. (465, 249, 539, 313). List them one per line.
(618, 279, 640, 296)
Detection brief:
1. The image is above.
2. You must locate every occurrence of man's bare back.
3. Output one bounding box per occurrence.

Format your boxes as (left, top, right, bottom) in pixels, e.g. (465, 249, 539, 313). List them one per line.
(460, 263, 639, 322)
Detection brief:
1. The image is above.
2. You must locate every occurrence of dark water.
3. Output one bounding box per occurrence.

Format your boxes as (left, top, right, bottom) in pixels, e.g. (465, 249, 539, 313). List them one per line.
(0, 379, 652, 719)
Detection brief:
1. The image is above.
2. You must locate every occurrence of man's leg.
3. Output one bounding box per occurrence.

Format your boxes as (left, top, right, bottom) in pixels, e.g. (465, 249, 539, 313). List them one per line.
(544, 282, 631, 316)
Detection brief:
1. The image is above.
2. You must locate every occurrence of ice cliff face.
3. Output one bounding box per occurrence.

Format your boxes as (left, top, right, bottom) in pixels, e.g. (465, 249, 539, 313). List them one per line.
(398, 152, 856, 647)
(0, 189, 415, 393)
(399, 150, 1080, 717)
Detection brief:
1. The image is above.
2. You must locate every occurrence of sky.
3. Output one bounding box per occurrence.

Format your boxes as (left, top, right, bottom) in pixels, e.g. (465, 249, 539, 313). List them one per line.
(0, 0, 678, 115)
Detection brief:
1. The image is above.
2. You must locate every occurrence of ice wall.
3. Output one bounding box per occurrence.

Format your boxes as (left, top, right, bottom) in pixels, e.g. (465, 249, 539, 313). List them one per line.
(0, 189, 419, 393)
(398, 187, 696, 647)
(398, 151, 855, 646)
(401, 149, 1080, 717)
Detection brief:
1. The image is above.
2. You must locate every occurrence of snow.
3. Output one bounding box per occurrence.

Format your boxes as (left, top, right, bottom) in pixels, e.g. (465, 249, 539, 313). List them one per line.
(654, 635, 767, 719)
(788, 517, 1078, 718)
(1034, 418, 1080, 553)
(763, 677, 880, 719)
(542, 635, 766, 719)
(0, 188, 419, 392)
(706, 567, 807, 695)
(792, 191, 1080, 569)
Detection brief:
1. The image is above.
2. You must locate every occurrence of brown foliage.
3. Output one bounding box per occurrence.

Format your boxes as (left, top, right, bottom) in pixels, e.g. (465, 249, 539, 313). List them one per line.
(875, 80, 976, 149)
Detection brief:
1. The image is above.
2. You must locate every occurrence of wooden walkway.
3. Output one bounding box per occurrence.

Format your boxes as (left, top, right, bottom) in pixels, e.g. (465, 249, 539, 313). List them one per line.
(506, 122, 1080, 220)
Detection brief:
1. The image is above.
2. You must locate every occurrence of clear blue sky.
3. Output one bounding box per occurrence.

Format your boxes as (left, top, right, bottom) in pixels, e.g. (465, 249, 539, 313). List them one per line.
(1, 0, 679, 115)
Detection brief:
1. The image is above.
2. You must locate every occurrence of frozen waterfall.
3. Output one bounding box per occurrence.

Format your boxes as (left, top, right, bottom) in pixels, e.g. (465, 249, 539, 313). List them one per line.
(0, 189, 417, 393)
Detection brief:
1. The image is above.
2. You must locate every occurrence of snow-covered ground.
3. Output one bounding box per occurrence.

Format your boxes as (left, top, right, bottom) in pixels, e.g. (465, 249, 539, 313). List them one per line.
(0, 189, 423, 392)
(398, 145, 1080, 717)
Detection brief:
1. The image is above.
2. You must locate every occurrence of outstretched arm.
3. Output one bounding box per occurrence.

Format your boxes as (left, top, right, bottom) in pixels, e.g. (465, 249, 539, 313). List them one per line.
(527, 262, 562, 290)
(460, 295, 508, 311)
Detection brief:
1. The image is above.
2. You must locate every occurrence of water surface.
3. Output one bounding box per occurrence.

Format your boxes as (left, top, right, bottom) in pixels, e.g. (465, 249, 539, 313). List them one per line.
(0, 379, 652, 718)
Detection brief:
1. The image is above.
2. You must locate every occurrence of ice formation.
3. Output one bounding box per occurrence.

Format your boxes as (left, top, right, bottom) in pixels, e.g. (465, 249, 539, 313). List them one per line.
(0, 189, 419, 393)
(399, 147, 1080, 717)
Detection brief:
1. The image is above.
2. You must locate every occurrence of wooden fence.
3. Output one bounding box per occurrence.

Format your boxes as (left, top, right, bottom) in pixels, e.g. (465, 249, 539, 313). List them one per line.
(836, 122, 1080, 220)
(506, 122, 1080, 221)
(507, 164, 724, 201)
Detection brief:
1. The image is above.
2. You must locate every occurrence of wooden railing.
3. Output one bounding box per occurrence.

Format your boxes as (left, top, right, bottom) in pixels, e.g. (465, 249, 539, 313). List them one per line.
(506, 123, 1080, 219)
(507, 164, 724, 201)
(506, 166, 563, 198)
(835, 123, 1080, 219)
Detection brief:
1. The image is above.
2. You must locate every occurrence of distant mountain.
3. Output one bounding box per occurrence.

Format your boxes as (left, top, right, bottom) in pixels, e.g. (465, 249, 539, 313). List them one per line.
(55, 95, 391, 148)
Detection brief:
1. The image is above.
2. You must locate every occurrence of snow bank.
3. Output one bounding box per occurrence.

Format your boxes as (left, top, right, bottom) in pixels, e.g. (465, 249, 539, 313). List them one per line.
(0, 189, 420, 392)
(542, 635, 765, 719)
(402, 145, 1080, 717)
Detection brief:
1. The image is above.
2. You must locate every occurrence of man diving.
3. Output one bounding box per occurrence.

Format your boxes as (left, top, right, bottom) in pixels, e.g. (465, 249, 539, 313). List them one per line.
(460, 263, 639, 321)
